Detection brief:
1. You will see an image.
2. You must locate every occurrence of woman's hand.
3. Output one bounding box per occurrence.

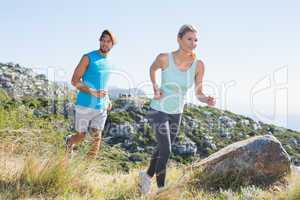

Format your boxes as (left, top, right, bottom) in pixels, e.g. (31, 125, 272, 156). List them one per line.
(206, 96, 216, 106)
(153, 84, 163, 100)
(198, 95, 216, 107)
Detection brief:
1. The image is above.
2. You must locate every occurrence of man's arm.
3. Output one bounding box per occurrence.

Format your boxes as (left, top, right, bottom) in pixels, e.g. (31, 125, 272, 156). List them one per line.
(71, 55, 106, 98)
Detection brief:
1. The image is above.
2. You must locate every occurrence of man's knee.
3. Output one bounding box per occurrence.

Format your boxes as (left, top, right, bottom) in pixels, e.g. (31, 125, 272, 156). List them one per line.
(75, 132, 86, 140)
(90, 128, 102, 140)
(77, 131, 86, 136)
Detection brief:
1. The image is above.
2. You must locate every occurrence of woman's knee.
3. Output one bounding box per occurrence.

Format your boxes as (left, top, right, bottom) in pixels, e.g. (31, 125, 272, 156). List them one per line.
(160, 145, 171, 158)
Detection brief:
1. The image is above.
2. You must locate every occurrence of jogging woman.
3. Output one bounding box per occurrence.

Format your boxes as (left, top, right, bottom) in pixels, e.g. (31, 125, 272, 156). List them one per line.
(139, 24, 216, 194)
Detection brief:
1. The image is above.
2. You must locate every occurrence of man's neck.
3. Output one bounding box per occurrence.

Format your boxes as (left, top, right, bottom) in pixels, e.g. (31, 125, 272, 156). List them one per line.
(98, 49, 108, 57)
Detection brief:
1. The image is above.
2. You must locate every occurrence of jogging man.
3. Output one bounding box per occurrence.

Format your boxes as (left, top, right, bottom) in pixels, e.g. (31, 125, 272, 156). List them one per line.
(65, 29, 116, 159)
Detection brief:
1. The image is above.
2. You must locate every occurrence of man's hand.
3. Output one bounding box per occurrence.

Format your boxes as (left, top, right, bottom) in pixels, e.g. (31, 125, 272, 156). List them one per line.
(90, 89, 107, 98)
(107, 100, 113, 110)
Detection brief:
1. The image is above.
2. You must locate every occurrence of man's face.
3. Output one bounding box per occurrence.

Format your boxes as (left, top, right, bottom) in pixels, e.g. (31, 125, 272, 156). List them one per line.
(99, 34, 113, 54)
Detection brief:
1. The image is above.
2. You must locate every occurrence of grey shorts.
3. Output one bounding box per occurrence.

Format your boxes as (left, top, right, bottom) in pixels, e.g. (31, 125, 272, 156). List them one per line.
(75, 105, 108, 133)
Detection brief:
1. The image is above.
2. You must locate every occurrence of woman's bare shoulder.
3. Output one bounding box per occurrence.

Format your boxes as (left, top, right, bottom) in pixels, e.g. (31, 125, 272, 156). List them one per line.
(155, 53, 169, 69)
(156, 53, 168, 62)
(196, 59, 205, 69)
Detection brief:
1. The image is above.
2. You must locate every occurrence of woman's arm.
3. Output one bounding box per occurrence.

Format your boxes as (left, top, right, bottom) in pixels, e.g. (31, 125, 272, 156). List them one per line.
(194, 60, 216, 106)
(149, 53, 168, 99)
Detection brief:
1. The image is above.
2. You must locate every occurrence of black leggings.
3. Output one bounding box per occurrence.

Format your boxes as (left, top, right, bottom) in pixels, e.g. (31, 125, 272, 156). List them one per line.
(146, 108, 182, 187)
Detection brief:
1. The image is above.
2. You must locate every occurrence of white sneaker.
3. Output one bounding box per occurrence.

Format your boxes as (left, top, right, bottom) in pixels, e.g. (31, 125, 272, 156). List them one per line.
(139, 171, 152, 195)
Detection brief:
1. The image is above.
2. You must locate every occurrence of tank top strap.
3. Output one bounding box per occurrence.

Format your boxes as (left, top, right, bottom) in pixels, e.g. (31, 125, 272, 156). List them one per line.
(168, 52, 176, 69)
(190, 56, 198, 75)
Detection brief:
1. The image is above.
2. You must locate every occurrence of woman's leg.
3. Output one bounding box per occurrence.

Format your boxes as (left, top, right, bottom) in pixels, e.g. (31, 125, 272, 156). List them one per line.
(169, 113, 182, 143)
(146, 149, 159, 177)
(145, 111, 182, 187)
(155, 113, 182, 187)
(146, 111, 170, 184)
(154, 121, 172, 187)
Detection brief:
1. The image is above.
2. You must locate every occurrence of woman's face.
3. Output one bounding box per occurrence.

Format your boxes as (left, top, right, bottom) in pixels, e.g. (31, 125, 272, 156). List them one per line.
(178, 31, 198, 53)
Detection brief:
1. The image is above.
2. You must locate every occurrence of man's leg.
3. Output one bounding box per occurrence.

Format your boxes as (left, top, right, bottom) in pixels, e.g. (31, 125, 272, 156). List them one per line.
(66, 106, 90, 155)
(67, 132, 86, 146)
(86, 128, 102, 159)
(65, 132, 86, 154)
(86, 109, 107, 159)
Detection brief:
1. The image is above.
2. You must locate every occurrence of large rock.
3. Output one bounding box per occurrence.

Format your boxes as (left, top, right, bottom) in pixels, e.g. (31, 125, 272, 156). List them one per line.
(190, 135, 291, 189)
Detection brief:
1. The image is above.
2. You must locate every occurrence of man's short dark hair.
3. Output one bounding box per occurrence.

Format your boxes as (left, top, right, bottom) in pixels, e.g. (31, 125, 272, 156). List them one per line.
(100, 29, 116, 45)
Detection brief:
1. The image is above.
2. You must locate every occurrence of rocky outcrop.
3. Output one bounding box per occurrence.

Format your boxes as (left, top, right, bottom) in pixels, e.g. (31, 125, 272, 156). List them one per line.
(0, 62, 74, 118)
(0, 62, 69, 99)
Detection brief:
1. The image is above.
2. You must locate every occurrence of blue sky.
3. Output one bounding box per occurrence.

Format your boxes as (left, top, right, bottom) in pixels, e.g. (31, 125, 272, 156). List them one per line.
(1, 0, 299, 130)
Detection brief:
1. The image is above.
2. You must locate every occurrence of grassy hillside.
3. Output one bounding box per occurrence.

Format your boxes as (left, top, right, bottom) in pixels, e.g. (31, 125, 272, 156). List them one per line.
(0, 91, 300, 199)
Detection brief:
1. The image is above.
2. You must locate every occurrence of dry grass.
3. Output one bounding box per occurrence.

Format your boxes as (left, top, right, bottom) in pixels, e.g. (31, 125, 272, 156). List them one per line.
(1, 136, 300, 200)
(1, 152, 300, 200)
